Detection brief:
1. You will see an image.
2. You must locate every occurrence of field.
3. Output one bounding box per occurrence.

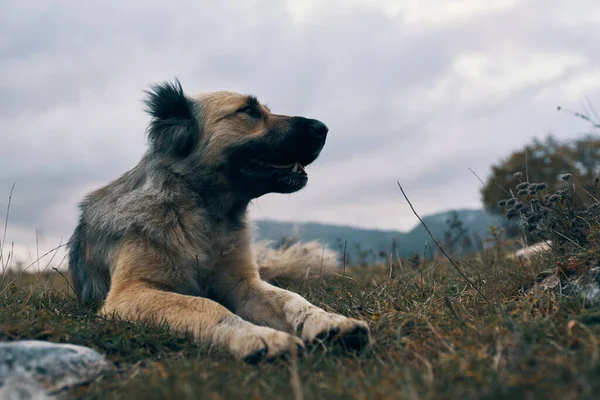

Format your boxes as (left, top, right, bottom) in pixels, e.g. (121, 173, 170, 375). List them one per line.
(2, 236, 599, 400)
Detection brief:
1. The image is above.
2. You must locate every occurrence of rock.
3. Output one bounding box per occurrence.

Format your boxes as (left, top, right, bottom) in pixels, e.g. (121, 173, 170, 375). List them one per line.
(571, 267, 600, 306)
(538, 274, 560, 291)
(0, 340, 114, 399)
(525, 258, 600, 307)
(0, 375, 51, 400)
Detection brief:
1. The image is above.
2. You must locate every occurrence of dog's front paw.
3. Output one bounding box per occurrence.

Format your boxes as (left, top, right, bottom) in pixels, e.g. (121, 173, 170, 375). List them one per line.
(301, 312, 370, 352)
(230, 326, 304, 364)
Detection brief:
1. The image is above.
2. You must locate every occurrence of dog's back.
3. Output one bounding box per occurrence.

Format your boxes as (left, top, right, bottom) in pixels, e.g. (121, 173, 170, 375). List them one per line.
(68, 163, 151, 304)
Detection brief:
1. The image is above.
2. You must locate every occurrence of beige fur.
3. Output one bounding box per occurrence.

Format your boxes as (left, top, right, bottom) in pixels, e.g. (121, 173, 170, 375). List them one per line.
(69, 80, 370, 363)
(254, 240, 340, 282)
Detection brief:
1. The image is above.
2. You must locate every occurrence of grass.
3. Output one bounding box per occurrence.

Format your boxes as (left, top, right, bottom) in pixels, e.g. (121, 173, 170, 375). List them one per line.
(2, 243, 600, 400)
(2, 155, 599, 399)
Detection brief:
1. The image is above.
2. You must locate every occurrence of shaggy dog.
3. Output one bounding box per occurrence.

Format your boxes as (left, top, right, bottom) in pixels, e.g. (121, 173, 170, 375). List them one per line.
(68, 79, 370, 362)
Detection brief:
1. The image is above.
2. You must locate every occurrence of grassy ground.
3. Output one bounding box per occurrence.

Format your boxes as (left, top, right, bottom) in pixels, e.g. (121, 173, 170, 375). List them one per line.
(2, 245, 599, 400)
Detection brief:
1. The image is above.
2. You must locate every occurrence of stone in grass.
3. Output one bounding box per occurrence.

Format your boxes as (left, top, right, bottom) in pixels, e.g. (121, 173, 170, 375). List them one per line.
(571, 267, 600, 306)
(527, 262, 600, 307)
(0, 340, 114, 398)
(0, 375, 51, 400)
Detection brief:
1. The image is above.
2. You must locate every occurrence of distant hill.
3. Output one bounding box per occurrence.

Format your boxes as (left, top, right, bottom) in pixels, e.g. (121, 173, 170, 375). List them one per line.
(252, 209, 504, 264)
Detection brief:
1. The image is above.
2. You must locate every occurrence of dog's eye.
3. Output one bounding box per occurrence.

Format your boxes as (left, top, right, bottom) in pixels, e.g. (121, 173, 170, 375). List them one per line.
(238, 106, 261, 118)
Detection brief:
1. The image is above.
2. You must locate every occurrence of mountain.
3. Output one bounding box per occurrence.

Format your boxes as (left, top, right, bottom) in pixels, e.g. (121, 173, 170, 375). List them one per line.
(252, 209, 504, 264)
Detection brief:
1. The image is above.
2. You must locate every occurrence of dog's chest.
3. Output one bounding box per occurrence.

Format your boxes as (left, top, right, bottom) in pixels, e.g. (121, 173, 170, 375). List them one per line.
(206, 223, 243, 259)
(180, 212, 249, 295)
(186, 215, 244, 265)
(181, 226, 242, 296)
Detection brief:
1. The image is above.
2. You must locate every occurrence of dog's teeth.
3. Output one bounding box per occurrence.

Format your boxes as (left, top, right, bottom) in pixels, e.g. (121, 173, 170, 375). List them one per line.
(292, 163, 299, 172)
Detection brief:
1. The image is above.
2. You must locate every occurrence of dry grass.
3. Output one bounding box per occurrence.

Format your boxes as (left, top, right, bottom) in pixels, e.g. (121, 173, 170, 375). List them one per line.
(1, 243, 599, 400)
(2, 166, 600, 399)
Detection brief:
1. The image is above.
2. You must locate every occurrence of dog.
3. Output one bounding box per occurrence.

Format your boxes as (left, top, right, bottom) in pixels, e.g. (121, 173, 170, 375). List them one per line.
(67, 79, 370, 363)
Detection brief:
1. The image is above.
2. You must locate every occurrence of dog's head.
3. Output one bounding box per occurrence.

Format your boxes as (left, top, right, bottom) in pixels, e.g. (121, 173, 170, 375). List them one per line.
(143, 79, 328, 199)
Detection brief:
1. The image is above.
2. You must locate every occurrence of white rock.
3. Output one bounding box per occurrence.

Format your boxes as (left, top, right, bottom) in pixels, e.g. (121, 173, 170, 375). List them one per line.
(0, 340, 114, 398)
(0, 375, 51, 400)
(572, 267, 600, 306)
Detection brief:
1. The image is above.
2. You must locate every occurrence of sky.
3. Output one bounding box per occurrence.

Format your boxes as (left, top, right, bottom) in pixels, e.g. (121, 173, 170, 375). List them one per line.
(1, 0, 600, 266)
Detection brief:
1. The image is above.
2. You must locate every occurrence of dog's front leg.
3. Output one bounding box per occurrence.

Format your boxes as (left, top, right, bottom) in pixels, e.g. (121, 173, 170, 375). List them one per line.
(101, 240, 303, 363)
(215, 272, 371, 351)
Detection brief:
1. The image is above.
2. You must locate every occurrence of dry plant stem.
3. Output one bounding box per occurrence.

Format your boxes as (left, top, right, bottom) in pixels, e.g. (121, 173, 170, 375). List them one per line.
(558, 104, 600, 128)
(53, 265, 77, 297)
(342, 240, 347, 278)
(584, 96, 600, 124)
(525, 149, 529, 183)
(395, 246, 403, 272)
(42, 238, 64, 272)
(468, 168, 486, 186)
(549, 228, 584, 249)
(36, 228, 40, 273)
(288, 342, 303, 400)
(581, 185, 599, 203)
(0, 242, 69, 295)
(444, 294, 469, 333)
(1, 183, 16, 273)
(24, 240, 66, 304)
(420, 241, 428, 294)
(397, 181, 491, 305)
(319, 246, 325, 280)
(468, 168, 511, 196)
(412, 351, 434, 385)
(43, 253, 68, 293)
(459, 258, 483, 288)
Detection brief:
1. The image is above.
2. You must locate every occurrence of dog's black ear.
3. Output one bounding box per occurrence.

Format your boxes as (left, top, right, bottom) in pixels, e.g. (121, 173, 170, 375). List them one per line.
(143, 78, 200, 157)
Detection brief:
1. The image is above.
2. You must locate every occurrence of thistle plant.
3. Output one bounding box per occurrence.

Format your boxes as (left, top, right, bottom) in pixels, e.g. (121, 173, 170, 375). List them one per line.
(497, 173, 600, 253)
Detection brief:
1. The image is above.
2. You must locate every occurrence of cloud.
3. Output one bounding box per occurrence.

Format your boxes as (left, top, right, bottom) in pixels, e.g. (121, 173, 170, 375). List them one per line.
(1, 0, 600, 263)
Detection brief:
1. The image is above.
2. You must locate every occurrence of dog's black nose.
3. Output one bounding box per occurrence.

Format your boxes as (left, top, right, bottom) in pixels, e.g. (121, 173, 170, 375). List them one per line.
(309, 119, 328, 138)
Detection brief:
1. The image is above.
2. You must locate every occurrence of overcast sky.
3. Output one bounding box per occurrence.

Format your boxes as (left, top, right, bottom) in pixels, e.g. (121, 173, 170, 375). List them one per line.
(1, 0, 600, 265)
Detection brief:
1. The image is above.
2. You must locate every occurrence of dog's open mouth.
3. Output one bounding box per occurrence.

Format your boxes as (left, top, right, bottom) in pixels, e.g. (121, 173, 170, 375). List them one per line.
(229, 139, 322, 196)
(236, 155, 310, 194)
(248, 159, 307, 176)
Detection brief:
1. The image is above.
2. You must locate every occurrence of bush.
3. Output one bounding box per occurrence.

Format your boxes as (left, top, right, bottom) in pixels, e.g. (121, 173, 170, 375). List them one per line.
(496, 171, 600, 254)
